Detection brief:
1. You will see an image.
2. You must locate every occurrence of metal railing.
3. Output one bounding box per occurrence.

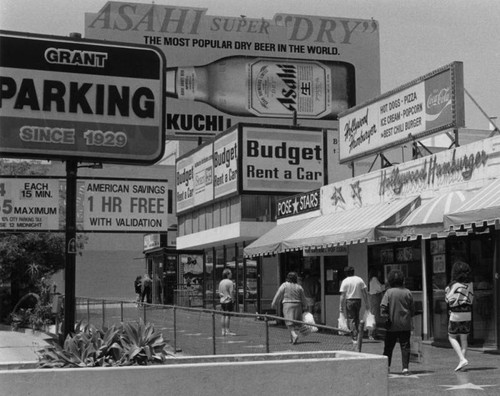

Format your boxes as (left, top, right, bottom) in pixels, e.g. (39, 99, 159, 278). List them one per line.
(75, 297, 362, 356)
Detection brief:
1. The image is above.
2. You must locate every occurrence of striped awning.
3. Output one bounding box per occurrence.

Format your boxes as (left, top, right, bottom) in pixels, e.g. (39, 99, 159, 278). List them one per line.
(244, 217, 316, 257)
(281, 196, 419, 250)
(444, 178, 500, 230)
(377, 190, 472, 240)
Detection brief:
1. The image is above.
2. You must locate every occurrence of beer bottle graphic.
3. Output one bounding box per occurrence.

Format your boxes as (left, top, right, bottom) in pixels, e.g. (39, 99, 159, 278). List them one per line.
(166, 56, 355, 120)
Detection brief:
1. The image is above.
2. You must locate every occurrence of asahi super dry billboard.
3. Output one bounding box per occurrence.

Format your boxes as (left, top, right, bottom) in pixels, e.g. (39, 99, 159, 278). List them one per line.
(85, 2, 381, 139)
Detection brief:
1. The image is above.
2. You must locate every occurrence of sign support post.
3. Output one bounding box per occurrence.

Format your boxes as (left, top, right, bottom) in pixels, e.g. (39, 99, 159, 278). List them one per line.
(63, 160, 77, 338)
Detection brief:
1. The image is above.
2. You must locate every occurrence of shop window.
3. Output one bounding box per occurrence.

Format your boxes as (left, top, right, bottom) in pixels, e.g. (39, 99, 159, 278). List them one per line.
(469, 235, 495, 346)
(215, 247, 225, 298)
(192, 210, 199, 233)
(324, 256, 348, 294)
(230, 196, 241, 223)
(241, 195, 271, 221)
(368, 242, 422, 291)
(244, 254, 258, 313)
(184, 213, 192, 235)
(213, 202, 221, 227)
(206, 206, 213, 229)
(220, 200, 228, 225)
(204, 249, 215, 308)
(178, 216, 186, 237)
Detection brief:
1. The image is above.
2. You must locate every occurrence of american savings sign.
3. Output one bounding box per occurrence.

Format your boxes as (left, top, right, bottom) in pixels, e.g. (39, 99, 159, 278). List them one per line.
(0, 31, 165, 164)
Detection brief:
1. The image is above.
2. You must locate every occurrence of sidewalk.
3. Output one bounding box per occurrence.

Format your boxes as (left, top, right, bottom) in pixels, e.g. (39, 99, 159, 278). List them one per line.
(1, 324, 499, 395)
(0, 325, 52, 370)
(360, 338, 500, 395)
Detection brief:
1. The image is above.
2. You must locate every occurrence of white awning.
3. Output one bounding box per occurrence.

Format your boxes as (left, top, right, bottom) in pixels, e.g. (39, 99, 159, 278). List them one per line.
(444, 179, 500, 230)
(244, 217, 316, 257)
(281, 196, 419, 250)
(378, 190, 472, 240)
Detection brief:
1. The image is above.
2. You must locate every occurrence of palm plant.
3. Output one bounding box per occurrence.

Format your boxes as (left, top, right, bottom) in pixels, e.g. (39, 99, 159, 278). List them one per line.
(37, 319, 170, 368)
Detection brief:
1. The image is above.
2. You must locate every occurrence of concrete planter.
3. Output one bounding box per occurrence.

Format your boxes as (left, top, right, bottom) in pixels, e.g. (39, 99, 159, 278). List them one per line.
(0, 351, 388, 396)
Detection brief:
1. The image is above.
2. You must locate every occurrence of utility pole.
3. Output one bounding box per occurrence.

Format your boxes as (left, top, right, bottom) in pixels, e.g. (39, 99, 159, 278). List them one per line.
(63, 160, 77, 338)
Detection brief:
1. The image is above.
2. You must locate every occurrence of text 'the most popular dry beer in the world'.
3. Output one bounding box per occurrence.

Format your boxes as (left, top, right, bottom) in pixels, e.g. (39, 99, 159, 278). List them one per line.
(166, 56, 356, 120)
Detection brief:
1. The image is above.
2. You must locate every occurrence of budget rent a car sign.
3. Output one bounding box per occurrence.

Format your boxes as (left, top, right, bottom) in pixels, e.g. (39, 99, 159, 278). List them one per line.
(0, 30, 165, 164)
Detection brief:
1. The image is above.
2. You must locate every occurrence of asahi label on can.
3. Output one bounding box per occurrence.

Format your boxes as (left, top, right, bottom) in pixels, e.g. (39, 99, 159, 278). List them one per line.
(249, 60, 331, 118)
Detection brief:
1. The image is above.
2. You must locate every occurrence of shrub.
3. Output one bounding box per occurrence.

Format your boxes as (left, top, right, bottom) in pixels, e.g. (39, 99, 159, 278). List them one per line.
(37, 319, 171, 368)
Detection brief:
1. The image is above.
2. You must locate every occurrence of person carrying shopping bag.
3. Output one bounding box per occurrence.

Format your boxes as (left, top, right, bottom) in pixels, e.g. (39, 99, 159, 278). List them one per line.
(272, 272, 308, 344)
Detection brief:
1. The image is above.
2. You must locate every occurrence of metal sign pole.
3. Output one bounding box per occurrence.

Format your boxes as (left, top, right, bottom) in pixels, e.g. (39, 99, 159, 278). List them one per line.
(63, 160, 77, 338)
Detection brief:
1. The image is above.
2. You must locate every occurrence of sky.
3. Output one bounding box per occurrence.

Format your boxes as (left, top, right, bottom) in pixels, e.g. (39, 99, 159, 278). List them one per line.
(1, 0, 499, 131)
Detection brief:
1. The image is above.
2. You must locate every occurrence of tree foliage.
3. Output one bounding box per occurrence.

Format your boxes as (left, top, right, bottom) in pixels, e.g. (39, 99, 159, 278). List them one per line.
(0, 232, 65, 285)
(0, 159, 66, 315)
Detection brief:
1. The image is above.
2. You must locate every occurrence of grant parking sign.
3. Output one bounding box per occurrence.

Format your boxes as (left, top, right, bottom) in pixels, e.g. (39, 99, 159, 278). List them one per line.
(0, 31, 165, 164)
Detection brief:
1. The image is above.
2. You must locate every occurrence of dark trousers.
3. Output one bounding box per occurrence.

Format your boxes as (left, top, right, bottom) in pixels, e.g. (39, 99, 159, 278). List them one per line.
(345, 299, 362, 341)
(383, 330, 411, 369)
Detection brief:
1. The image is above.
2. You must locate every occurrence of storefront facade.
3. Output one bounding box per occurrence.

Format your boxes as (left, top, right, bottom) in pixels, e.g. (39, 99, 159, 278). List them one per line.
(245, 134, 500, 350)
(176, 124, 329, 313)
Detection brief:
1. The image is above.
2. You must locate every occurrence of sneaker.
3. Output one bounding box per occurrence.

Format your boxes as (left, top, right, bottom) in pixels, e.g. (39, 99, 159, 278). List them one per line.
(226, 331, 236, 336)
(402, 369, 410, 375)
(455, 359, 469, 371)
(222, 330, 227, 336)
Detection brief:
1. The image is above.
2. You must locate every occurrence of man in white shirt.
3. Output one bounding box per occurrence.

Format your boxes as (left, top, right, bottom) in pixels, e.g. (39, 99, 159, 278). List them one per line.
(339, 266, 370, 345)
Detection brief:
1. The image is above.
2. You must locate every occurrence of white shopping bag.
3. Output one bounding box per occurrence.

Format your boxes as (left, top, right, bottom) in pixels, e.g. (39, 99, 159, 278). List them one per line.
(338, 312, 349, 332)
(301, 312, 318, 334)
(364, 311, 376, 330)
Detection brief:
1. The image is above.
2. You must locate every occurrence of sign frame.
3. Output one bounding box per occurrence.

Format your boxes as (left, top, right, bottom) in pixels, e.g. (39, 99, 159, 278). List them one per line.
(0, 30, 166, 165)
(339, 62, 465, 164)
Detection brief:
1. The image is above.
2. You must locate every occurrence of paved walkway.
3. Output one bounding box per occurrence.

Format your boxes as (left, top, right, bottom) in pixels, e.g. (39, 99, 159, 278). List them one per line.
(1, 323, 499, 395)
(360, 339, 500, 395)
(0, 325, 52, 370)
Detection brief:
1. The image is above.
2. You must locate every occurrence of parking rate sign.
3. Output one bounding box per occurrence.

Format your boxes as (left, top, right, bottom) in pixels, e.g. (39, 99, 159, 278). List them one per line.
(0, 31, 165, 164)
(0, 178, 63, 231)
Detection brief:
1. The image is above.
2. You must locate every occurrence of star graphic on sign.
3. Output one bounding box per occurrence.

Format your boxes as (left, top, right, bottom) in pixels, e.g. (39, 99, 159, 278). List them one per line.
(292, 198, 300, 213)
(331, 186, 345, 207)
(350, 181, 362, 206)
(440, 382, 499, 391)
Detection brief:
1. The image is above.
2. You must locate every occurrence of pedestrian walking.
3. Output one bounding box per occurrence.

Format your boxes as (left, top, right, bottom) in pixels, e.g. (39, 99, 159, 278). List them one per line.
(380, 269, 415, 375)
(272, 271, 307, 344)
(141, 273, 152, 304)
(339, 266, 370, 347)
(219, 268, 236, 336)
(445, 260, 474, 371)
(134, 275, 142, 303)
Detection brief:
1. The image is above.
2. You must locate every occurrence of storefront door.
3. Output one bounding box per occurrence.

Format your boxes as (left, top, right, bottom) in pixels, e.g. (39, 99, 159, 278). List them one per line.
(431, 235, 496, 348)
